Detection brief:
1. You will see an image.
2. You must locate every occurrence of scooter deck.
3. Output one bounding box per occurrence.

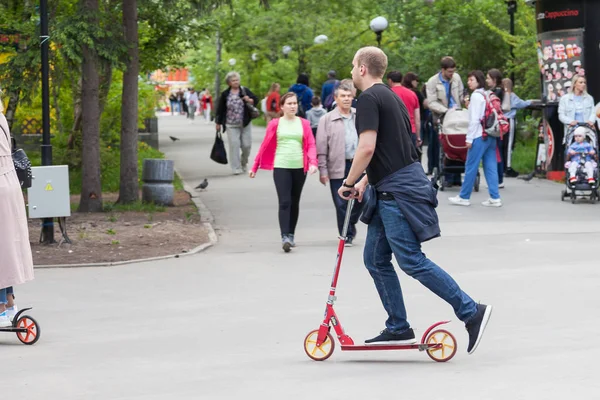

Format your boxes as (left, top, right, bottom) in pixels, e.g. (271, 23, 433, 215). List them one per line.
(0, 327, 27, 333)
(341, 343, 440, 351)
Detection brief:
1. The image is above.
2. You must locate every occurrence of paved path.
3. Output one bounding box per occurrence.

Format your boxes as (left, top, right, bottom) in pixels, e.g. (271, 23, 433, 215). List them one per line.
(4, 114, 600, 399)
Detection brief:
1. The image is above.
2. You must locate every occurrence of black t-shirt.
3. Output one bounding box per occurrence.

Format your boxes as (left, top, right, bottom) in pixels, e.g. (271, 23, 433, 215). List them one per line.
(355, 83, 418, 185)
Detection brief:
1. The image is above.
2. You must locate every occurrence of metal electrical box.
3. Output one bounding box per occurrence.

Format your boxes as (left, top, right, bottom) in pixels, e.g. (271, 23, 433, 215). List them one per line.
(27, 165, 71, 219)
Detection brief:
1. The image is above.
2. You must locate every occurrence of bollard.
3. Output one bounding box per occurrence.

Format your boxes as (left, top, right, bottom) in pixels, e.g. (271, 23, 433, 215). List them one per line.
(141, 159, 174, 206)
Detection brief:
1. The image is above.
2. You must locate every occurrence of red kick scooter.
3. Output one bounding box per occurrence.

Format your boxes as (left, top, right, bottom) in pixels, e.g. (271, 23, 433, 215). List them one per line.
(303, 198, 457, 362)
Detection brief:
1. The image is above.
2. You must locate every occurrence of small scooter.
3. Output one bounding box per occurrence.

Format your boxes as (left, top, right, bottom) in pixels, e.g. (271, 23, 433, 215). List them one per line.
(303, 198, 457, 362)
(0, 308, 41, 345)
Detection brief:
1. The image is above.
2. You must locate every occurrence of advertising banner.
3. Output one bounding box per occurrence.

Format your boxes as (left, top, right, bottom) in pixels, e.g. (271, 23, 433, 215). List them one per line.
(536, 29, 584, 103)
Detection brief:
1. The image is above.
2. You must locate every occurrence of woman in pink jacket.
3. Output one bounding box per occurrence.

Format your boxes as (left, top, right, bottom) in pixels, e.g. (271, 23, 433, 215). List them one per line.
(250, 92, 318, 252)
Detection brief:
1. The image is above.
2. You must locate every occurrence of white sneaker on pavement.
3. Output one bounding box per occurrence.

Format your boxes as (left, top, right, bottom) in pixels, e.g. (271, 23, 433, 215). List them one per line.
(0, 311, 11, 327)
(485, 183, 505, 189)
(6, 305, 18, 322)
(481, 198, 502, 207)
(448, 196, 471, 206)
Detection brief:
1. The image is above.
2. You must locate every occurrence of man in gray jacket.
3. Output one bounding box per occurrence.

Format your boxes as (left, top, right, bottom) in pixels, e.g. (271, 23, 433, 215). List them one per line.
(316, 81, 363, 246)
(426, 56, 464, 186)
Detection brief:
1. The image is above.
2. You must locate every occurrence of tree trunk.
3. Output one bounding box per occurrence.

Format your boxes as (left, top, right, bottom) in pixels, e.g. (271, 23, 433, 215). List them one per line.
(117, 0, 139, 204)
(5, 90, 20, 131)
(78, 0, 103, 212)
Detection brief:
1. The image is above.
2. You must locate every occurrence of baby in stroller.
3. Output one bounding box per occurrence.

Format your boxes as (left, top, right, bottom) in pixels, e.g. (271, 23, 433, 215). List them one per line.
(565, 126, 597, 185)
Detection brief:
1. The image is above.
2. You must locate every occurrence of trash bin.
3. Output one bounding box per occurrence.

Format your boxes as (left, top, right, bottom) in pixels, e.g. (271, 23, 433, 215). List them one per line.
(141, 159, 174, 206)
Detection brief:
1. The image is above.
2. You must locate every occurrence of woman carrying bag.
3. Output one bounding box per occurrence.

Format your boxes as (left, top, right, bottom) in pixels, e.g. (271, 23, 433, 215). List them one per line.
(249, 92, 317, 253)
(0, 105, 34, 327)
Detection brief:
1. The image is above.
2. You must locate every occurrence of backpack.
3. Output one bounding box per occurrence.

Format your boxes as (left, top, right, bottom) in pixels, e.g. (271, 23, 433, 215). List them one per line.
(323, 80, 340, 110)
(481, 90, 509, 138)
(295, 87, 307, 118)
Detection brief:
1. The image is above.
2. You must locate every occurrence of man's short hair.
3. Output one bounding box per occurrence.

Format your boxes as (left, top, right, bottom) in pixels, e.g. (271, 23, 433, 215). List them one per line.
(386, 71, 403, 83)
(328, 70, 336, 78)
(355, 47, 388, 79)
(296, 73, 310, 86)
(440, 56, 456, 70)
(334, 81, 355, 97)
(311, 96, 321, 106)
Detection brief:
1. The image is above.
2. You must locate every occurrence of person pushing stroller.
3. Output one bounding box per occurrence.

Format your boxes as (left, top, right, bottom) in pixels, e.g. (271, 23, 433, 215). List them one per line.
(566, 126, 596, 185)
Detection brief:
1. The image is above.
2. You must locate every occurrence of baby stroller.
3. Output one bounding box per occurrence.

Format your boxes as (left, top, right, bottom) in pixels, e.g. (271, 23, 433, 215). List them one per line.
(561, 123, 599, 204)
(432, 109, 480, 191)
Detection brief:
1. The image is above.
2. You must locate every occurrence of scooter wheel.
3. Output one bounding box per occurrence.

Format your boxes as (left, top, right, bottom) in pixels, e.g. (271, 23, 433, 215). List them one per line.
(425, 329, 457, 362)
(304, 329, 335, 361)
(16, 315, 40, 345)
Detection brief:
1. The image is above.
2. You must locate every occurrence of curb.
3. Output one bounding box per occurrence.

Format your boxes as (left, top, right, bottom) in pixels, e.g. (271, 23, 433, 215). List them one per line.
(34, 171, 218, 269)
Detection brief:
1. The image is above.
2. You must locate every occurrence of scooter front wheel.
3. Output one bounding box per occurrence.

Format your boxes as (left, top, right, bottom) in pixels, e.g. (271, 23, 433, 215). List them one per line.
(304, 329, 335, 361)
(16, 315, 40, 345)
(425, 329, 457, 362)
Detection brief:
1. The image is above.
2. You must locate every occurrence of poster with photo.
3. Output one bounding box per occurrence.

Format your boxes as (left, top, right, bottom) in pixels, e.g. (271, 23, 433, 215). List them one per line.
(536, 29, 584, 103)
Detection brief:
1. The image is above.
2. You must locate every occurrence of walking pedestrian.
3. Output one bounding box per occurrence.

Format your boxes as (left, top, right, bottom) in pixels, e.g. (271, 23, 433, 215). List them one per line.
(249, 92, 318, 253)
(265, 83, 281, 124)
(387, 71, 421, 149)
(426, 56, 464, 187)
(169, 92, 178, 115)
(215, 72, 259, 175)
(0, 105, 34, 327)
(316, 80, 363, 246)
(289, 73, 313, 118)
(340, 47, 491, 354)
(321, 70, 339, 110)
(201, 89, 213, 122)
(502, 78, 532, 178)
(187, 88, 199, 121)
(449, 70, 502, 207)
(486, 69, 506, 188)
(306, 96, 326, 137)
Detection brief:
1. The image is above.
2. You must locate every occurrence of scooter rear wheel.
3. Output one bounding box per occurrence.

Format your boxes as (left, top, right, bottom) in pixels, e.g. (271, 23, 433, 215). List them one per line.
(304, 329, 335, 361)
(425, 329, 457, 362)
(16, 315, 40, 345)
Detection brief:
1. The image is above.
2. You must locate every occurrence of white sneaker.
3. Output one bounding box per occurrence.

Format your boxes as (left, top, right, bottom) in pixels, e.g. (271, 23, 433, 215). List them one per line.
(485, 183, 505, 189)
(0, 311, 11, 327)
(482, 198, 502, 207)
(6, 305, 18, 322)
(448, 196, 471, 206)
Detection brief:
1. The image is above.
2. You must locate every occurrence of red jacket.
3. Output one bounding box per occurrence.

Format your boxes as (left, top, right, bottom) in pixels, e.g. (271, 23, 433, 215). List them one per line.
(251, 118, 317, 174)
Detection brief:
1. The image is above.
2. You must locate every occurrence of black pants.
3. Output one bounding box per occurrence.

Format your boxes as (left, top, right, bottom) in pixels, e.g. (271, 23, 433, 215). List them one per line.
(273, 168, 306, 236)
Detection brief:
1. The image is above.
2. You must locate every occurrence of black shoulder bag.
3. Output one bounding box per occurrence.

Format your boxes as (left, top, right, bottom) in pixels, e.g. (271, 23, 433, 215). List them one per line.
(1, 124, 32, 188)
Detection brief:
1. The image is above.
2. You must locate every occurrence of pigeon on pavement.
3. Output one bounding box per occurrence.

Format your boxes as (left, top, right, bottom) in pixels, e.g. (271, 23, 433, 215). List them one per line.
(169, 136, 180, 142)
(519, 172, 535, 182)
(195, 179, 208, 190)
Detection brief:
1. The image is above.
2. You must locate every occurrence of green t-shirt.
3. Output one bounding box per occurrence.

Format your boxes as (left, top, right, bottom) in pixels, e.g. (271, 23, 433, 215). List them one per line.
(274, 117, 304, 169)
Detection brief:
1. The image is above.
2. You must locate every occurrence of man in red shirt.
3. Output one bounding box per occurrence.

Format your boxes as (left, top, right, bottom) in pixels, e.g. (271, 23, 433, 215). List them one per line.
(386, 71, 421, 149)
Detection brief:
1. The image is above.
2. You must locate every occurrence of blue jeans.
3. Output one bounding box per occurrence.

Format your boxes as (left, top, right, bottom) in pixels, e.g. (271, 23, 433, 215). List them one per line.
(0, 287, 14, 304)
(363, 200, 477, 333)
(459, 137, 500, 200)
(329, 160, 364, 238)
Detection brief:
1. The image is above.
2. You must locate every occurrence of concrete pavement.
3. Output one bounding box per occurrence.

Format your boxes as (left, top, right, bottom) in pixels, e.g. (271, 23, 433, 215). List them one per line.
(4, 114, 600, 399)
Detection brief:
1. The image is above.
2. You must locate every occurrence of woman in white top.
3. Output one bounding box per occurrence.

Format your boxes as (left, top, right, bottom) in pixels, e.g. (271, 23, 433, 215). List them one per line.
(449, 70, 502, 207)
(558, 75, 595, 137)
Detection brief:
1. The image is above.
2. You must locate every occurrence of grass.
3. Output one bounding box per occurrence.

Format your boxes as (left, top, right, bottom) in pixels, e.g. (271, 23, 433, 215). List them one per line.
(252, 117, 267, 127)
(511, 137, 538, 175)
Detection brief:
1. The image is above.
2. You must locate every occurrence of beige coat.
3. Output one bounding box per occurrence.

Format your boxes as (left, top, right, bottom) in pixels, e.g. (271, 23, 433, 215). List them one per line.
(426, 72, 464, 124)
(316, 108, 356, 180)
(0, 113, 34, 289)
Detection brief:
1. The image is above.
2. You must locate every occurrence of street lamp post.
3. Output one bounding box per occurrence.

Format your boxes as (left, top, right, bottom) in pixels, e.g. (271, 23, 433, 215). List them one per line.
(506, 0, 517, 83)
(40, 0, 54, 243)
(369, 16, 388, 48)
(282, 45, 292, 59)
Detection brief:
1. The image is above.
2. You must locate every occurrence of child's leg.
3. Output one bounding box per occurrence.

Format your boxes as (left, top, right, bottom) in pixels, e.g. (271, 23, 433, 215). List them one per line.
(585, 161, 595, 181)
(568, 162, 578, 181)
